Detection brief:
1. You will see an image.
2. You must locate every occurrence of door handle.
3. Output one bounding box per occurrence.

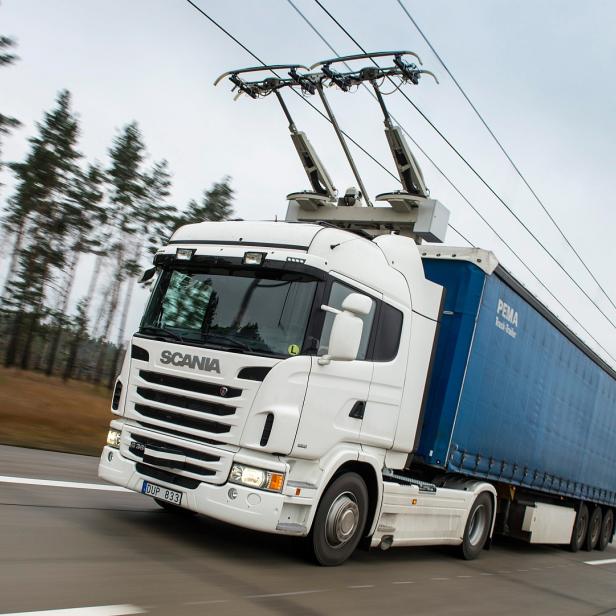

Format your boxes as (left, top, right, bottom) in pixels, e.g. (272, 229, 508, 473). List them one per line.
(349, 401, 366, 419)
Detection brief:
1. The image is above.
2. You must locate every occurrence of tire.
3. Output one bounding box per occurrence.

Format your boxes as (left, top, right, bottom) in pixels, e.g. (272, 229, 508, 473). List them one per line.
(155, 498, 195, 515)
(309, 472, 369, 566)
(459, 492, 493, 560)
(569, 503, 589, 552)
(584, 507, 602, 551)
(597, 509, 614, 551)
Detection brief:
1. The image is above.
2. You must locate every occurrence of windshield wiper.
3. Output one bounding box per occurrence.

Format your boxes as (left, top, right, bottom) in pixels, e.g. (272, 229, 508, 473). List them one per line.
(199, 333, 253, 353)
(140, 325, 185, 343)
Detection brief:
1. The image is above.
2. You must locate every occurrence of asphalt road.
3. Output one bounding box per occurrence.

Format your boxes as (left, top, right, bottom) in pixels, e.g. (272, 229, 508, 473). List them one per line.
(1, 444, 615, 616)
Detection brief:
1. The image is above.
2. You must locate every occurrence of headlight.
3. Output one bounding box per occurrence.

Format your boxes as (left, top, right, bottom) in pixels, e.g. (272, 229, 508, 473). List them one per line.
(229, 463, 284, 493)
(106, 428, 122, 449)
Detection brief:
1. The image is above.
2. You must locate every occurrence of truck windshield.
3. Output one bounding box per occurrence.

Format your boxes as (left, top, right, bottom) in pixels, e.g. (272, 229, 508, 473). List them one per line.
(140, 266, 318, 358)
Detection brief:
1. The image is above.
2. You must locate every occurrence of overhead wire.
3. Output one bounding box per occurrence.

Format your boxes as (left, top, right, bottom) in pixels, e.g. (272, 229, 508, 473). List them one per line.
(312, 0, 616, 332)
(395, 0, 616, 316)
(185, 1, 475, 249)
(285, 0, 473, 244)
(184, 0, 398, 184)
(285, 0, 616, 362)
(182, 0, 615, 363)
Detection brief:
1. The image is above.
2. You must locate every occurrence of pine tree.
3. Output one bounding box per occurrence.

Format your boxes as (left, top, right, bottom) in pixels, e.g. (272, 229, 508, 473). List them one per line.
(45, 163, 106, 375)
(106, 159, 177, 386)
(93, 122, 147, 384)
(2, 90, 82, 368)
(62, 298, 89, 382)
(176, 176, 234, 226)
(0, 31, 21, 183)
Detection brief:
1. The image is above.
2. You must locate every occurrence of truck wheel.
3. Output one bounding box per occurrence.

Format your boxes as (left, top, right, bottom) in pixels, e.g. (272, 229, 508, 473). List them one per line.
(569, 503, 589, 552)
(310, 472, 368, 566)
(597, 509, 614, 551)
(155, 499, 195, 515)
(584, 507, 602, 551)
(459, 492, 493, 560)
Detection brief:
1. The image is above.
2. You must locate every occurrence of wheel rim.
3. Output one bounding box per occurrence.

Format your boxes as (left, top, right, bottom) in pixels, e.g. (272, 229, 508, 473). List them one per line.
(468, 504, 488, 546)
(602, 511, 614, 544)
(325, 491, 360, 548)
(591, 512, 602, 543)
(577, 510, 588, 543)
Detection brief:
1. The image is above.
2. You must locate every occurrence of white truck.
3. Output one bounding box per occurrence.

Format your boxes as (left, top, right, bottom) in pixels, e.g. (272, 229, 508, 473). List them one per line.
(100, 216, 501, 566)
(99, 55, 616, 565)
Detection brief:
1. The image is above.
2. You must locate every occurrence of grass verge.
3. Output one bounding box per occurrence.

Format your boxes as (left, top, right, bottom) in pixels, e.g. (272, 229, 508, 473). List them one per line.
(0, 367, 111, 456)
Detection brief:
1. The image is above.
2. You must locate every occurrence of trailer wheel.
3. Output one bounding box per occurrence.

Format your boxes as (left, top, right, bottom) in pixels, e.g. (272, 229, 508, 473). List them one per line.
(597, 509, 614, 551)
(569, 503, 589, 552)
(309, 472, 368, 566)
(459, 492, 493, 560)
(584, 507, 602, 551)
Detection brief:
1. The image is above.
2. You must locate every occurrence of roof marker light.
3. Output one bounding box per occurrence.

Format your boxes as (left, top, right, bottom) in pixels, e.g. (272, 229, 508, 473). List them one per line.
(176, 248, 195, 261)
(243, 251, 266, 265)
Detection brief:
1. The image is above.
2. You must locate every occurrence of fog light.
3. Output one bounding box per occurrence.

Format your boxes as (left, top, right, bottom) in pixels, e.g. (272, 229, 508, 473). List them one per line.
(229, 463, 285, 493)
(228, 487, 238, 500)
(176, 248, 195, 261)
(243, 251, 266, 265)
(106, 428, 121, 449)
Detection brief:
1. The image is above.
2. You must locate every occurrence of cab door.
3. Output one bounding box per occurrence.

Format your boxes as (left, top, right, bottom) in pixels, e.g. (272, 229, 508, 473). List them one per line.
(361, 300, 408, 449)
(291, 277, 378, 459)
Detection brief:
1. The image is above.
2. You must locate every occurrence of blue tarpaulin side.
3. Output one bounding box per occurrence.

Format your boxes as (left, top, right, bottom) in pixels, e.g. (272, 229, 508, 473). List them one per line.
(416, 260, 485, 466)
(420, 258, 616, 507)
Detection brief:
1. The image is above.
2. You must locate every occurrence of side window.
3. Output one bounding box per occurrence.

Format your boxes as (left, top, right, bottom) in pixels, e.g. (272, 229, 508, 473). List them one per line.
(320, 281, 376, 360)
(373, 302, 403, 362)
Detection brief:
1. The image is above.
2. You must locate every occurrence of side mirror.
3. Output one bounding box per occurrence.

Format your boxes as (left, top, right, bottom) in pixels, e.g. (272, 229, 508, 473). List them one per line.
(318, 293, 372, 365)
(138, 266, 157, 284)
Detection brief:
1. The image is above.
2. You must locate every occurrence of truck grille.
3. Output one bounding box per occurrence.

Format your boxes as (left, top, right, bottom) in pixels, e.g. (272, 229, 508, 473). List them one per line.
(136, 386, 235, 416)
(136, 462, 201, 490)
(121, 424, 234, 486)
(134, 403, 231, 434)
(124, 366, 249, 486)
(136, 421, 221, 446)
(139, 370, 241, 398)
(129, 369, 243, 445)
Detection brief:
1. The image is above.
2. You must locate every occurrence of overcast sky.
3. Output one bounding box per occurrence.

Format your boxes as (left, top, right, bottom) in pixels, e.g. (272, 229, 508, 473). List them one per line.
(1, 0, 615, 363)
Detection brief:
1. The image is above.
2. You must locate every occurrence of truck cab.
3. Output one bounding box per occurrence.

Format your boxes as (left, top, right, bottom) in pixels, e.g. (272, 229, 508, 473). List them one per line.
(99, 220, 496, 565)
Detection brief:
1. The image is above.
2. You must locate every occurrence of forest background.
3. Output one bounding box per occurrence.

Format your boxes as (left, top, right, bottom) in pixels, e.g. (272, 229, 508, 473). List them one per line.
(0, 18, 234, 453)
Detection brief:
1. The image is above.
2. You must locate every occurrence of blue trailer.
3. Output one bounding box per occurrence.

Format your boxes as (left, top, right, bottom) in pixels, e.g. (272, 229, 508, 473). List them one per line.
(415, 248, 616, 550)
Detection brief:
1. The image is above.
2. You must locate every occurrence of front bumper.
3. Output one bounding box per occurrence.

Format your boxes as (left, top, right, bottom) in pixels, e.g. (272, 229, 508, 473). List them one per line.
(99, 446, 302, 535)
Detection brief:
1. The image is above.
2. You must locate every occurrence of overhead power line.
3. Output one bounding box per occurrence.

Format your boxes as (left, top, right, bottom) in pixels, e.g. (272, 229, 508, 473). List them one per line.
(182, 0, 615, 363)
(395, 0, 616, 317)
(312, 0, 616, 333)
(183, 1, 397, 183)
(184, 1, 472, 246)
(284, 0, 616, 362)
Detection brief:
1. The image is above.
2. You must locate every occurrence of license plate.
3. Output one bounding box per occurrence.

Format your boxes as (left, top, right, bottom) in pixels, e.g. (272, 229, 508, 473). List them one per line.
(141, 480, 183, 505)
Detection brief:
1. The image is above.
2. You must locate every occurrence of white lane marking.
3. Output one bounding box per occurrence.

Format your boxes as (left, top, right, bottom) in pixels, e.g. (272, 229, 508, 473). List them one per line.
(584, 558, 616, 566)
(244, 590, 326, 599)
(184, 600, 230, 606)
(392, 581, 415, 585)
(430, 577, 449, 581)
(0, 476, 130, 492)
(456, 575, 472, 578)
(0, 605, 145, 615)
(347, 585, 374, 589)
